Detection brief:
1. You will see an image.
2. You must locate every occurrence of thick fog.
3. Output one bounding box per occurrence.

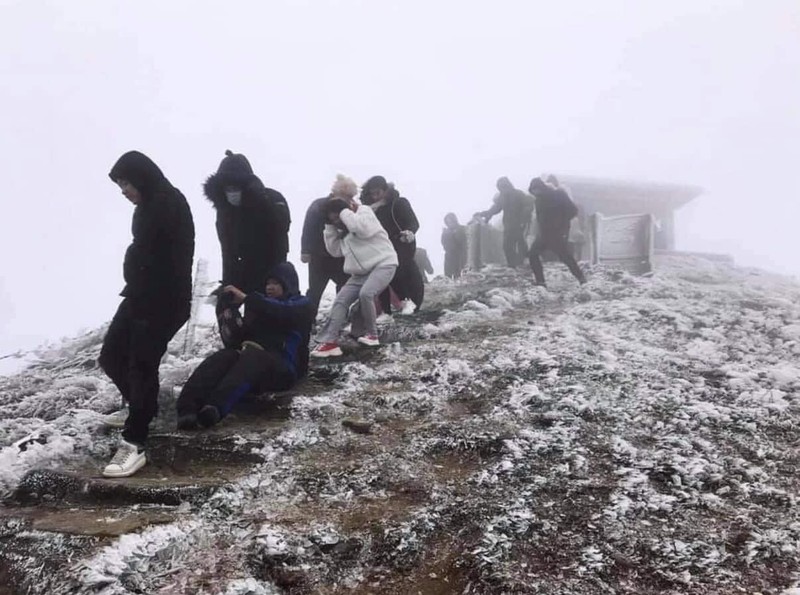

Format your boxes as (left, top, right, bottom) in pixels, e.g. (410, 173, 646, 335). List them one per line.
(1, 0, 798, 356)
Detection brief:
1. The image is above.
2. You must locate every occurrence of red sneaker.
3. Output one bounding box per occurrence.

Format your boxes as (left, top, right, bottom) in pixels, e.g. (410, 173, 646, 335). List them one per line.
(311, 342, 343, 358)
(357, 334, 380, 347)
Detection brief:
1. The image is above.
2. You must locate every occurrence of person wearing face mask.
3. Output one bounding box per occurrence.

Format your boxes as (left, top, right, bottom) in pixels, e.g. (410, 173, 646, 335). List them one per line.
(203, 150, 291, 346)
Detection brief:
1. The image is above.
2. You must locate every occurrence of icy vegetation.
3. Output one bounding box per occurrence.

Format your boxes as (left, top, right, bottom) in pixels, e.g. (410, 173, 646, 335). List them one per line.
(2, 254, 800, 594)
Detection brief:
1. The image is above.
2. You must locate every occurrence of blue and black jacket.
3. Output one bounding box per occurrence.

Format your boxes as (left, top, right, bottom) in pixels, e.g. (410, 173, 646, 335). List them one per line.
(241, 262, 312, 379)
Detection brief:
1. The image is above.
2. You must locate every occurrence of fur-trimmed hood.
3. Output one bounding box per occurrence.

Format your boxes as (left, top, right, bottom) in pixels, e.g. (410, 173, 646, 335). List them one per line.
(203, 150, 267, 209)
(203, 171, 268, 209)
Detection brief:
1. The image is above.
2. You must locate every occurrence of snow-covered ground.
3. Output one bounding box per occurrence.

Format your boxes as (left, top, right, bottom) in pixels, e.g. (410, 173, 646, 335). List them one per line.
(2, 254, 800, 594)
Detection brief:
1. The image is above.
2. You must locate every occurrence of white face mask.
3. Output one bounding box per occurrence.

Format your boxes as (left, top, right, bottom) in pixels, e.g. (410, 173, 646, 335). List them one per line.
(225, 190, 242, 206)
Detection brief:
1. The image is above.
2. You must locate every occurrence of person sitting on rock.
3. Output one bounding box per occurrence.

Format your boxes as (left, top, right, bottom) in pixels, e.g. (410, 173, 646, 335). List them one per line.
(175, 262, 312, 429)
(310, 197, 398, 357)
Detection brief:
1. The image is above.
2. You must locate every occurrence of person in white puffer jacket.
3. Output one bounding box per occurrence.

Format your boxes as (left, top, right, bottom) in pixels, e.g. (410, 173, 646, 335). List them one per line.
(310, 197, 398, 357)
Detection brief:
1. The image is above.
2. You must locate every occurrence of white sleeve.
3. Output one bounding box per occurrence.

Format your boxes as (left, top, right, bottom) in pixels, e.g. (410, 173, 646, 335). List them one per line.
(340, 207, 382, 239)
(323, 224, 344, 257)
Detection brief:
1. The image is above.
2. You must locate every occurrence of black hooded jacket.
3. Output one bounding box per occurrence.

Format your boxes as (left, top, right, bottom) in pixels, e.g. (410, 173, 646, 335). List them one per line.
(365, 187, 420, 260)
(204, 151, 291, 293)
(241, 262, 312, 379)
(480, 188, 535, 230)
(109, 151, 195, 317)
(301, 196, 335, 258)
(533, 186, 579, 241)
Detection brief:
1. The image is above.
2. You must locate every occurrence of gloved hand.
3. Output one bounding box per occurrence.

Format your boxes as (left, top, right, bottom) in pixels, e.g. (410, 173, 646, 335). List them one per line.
(300, 253, 311, 264)
(399, 230, 415, 243)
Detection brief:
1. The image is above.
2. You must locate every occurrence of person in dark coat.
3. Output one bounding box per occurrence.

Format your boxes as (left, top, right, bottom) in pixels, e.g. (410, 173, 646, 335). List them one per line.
(527, 177, 586, 287)
(300, 175, 353, 321)
(414, 247, 434, 283)
(476, 177, 534, 268)
(204, 150, 291, 344)
(100, 150, 195, 478)
(441, 212, 468, 279)
(176, 262, 312, 429)
(361, 176, 424, 315)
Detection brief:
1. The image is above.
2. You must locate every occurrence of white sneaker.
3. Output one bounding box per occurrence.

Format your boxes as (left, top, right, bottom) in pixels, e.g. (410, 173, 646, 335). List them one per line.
(398, 299, 416, 316)
(357, 334, 380, 347)
(376, 313, 393, 325)
(103, 440, 146, 478)
(102, 406, 129, 428)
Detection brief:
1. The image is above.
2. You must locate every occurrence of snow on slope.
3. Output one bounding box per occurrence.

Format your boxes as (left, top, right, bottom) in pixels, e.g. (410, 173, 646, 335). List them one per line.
(2, 254, 800, 594)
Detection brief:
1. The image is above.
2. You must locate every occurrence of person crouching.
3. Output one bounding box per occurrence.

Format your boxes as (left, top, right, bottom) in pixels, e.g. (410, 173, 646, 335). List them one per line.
(175, 262, 312, 429)
(310, 197, 398, 357)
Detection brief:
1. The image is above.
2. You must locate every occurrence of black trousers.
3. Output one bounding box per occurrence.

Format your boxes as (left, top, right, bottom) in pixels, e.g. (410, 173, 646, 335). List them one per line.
(503, 225, 528, 268)
(307, 254, 349, 320)
(528, 236, 586, 285)
(99, 299, 188, 446)
(176, 347, 294, 418)
(379, 250, 425, 313)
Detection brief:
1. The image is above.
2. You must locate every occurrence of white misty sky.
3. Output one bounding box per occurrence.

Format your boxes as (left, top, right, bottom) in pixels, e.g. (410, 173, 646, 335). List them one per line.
(1, 0, 798, 355)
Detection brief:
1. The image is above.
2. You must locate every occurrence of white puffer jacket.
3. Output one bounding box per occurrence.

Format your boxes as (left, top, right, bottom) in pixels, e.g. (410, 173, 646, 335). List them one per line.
(324, 206, 398, 275)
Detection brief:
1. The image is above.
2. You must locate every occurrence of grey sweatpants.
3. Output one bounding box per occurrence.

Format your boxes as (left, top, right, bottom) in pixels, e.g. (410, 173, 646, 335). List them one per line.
(317, 264, 397, 343)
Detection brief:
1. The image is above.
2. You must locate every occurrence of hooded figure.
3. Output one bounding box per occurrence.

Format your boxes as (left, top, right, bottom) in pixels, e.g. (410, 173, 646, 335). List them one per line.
(527, 177, 585, 287)
(441, 212, 467, 279)
(204, 150, 291, 294)
(99, 151, 195, 478)
(361, 176, 424, 314)
(476, 176, 534, 268)
(176, 262, 312, 429)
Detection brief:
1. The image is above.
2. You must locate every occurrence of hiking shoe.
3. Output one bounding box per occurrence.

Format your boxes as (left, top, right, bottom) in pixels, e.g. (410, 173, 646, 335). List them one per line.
(310, 343, 343, 358)
(357, 334, 380, 347)
(197, 405, 221, 428)
(375, 313, 393, 325)
(102, 406, 128, 428)
(176, 413, 198, 431)
(398, 299, 416, 316)
(102, 440, 146, 478)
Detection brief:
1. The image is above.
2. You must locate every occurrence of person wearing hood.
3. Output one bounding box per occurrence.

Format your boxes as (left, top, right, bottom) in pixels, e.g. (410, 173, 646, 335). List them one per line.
(414, 247, 434, 283)
(300, 175, 353, 321)
(204, 150, 291, 344)
(361, 175, 423, 315)
(176, 262, 312, 428)
(441, 212, 468, 279)
(310, 197, 398, 357)
(527, 177, 586, 287)
(475, 176, 535, 268)
(100, 150, 195, 478)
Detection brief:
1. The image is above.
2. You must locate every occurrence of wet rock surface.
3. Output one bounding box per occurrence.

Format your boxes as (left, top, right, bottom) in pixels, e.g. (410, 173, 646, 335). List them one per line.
(1, 257, 800, 594)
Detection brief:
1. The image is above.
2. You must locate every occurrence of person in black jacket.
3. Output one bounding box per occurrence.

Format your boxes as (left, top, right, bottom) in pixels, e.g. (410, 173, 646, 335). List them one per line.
(527, 177, 586, 287)
(414, 247, 434, 283)
(100, 151, 195, 478)
(176, 262, 312, 429)
(441, 212, 468, 279)
(300, 175, 353, 321)
(361, 176, 424, 315)
(204, 150, 291, 344)
(476, 177, 534, 268)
